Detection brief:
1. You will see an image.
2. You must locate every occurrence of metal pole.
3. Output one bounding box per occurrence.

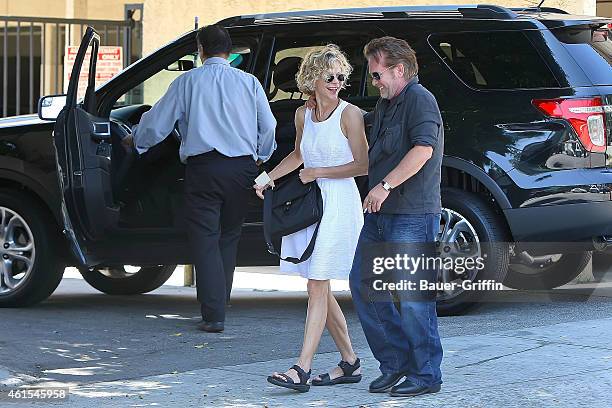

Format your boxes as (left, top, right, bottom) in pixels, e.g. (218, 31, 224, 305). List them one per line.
(3, 19, 7, 117)
(41, 23, 45, 99)
(184, 264, 195, 287)
(29, 22, 33, 113)
(16, 21, 20, 115)
(124, 24, 131, 67)
(185, 18, 199, 286)
(55, 23, 59, 94)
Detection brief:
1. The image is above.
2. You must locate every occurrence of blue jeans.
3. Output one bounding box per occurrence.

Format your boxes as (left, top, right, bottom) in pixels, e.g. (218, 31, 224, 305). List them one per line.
(349, 213, 443, 387)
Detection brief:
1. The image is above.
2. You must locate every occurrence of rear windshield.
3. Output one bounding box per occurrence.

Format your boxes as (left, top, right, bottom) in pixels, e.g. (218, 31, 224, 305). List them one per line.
(552, 25, 612, 86)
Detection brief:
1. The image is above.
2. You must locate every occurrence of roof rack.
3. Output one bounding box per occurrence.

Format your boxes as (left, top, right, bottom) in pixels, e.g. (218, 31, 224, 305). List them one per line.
(511, 7, 569, 14)
(216, 4, 519, 27)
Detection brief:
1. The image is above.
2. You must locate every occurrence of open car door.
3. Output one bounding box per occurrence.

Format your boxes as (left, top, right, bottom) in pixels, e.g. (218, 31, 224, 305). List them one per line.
(52, 26, 118, 267)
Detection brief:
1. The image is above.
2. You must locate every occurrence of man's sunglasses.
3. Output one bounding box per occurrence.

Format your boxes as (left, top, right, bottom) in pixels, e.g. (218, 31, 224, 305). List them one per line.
(369, 64, 396, 81)
(324, 73, 346, 83)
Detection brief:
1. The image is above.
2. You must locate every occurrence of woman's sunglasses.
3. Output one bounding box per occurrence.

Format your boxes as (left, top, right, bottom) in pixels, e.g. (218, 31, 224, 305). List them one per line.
(369, 64, 396, 81)
(324, 73, 346, 83)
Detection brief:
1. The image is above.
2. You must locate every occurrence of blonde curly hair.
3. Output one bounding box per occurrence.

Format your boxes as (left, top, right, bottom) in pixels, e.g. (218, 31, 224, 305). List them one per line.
(295, 44, 353, 96)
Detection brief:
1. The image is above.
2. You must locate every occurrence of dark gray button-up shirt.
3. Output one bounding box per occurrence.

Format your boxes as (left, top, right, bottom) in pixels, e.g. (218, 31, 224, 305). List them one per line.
(368, 76, 444, 214)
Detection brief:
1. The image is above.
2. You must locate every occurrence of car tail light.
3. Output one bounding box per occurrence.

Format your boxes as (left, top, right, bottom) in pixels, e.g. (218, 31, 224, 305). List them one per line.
(532, 97, 607, 153)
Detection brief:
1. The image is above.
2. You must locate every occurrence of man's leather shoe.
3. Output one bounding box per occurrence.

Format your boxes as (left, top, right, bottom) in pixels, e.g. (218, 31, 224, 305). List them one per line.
(368, 372, 405, 393)
(197, 321, 224, 333)
(390, 379, 441, 397)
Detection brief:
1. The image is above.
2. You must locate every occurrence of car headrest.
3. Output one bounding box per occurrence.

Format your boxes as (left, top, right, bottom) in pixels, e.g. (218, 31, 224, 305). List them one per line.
(273, 56, 302, 94)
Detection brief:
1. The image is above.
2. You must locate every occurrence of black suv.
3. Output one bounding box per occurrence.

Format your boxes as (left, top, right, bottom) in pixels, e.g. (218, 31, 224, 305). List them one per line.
(1, 4, 612, 314)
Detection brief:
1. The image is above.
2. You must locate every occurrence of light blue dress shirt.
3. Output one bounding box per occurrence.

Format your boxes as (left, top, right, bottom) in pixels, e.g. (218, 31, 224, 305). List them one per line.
(133, 57, 277, 163)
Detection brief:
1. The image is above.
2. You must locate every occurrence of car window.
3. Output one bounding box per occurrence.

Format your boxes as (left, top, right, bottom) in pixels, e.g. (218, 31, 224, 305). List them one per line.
(117, 44, 253, 106)
(552, 26, 612, 86)
(267, 39, 366, 102)
(428, 31, 560, 90)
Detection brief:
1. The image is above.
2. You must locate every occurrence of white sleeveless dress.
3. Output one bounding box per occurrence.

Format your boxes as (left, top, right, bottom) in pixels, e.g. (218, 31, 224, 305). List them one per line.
(280, 100, 364, 280)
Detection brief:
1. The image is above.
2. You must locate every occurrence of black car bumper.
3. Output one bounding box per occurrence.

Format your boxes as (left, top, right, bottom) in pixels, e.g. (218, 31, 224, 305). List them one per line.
(504, 200, 612, 251)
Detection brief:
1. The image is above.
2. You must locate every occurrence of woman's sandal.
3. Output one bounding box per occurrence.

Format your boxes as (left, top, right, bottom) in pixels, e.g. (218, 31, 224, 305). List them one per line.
(267, 364, 311, 393)
(311, 358, 362, 386)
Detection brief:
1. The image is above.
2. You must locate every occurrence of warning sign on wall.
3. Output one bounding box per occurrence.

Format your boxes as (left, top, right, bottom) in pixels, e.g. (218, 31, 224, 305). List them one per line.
(64, 46, 123, 100)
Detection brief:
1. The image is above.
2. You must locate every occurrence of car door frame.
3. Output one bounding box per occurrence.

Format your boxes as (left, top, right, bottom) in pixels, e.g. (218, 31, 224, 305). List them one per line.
(53, 26, 120, 267)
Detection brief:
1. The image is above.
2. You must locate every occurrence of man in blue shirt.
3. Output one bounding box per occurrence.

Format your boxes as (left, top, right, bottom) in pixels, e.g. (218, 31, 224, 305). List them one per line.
(130, 25, 277, 333)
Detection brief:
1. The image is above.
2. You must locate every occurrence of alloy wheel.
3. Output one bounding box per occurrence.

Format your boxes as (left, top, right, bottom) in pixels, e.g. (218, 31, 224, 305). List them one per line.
(436, 208, 482, 301)
(0, 207, 36, 295)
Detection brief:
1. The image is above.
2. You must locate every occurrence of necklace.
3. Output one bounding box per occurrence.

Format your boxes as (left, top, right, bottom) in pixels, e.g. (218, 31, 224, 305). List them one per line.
(315, 99, 341, 122)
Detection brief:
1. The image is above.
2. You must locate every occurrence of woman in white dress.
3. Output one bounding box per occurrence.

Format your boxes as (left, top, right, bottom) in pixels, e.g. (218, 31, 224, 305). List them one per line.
(254, 44, 368, 392)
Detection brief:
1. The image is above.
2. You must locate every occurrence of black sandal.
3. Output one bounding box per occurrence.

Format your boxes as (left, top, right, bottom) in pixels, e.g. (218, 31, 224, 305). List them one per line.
(267, 364, 311, 392)
(311, 358, 362, 386)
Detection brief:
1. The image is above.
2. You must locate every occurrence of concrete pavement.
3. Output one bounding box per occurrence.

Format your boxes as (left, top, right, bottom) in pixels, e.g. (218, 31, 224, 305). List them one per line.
(0, 269, 611, 407)
(21, 317, 611, 407)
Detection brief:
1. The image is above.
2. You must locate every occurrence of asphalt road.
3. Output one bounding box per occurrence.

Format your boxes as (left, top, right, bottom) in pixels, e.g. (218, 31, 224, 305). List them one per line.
(1, 267, 611, 389)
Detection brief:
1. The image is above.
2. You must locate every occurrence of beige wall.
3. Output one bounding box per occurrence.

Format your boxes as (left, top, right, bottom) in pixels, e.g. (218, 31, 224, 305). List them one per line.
(1, 0, 66, 18)
(0, 0, 135, 19)
(597, 0, 612, 16)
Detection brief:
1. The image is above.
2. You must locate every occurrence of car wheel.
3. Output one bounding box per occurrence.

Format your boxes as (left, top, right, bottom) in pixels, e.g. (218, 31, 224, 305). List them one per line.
(592, 250, 612, 278)
(79, 264, 177, 295)
(0, 190, 64, 307)
(435, 188, 511, 316)
(503, 251, 592, 290)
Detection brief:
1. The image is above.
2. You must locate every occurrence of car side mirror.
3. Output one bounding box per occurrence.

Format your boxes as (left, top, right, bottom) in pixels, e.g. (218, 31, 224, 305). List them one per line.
(165, 59, 194, 72)
(38, 94, 67, 121)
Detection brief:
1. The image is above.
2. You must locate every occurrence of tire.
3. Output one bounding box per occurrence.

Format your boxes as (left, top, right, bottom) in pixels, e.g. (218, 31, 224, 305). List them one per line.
(504, 251, 592, 290)
(592, 250, 612, 278)
(0, 189, 64, 307)
(436, 188, 511, 316)
(79, 264, 176, 295)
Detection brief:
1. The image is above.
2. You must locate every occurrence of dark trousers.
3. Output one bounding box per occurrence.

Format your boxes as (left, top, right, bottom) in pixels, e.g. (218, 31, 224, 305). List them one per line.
(184, 150, 258, 322)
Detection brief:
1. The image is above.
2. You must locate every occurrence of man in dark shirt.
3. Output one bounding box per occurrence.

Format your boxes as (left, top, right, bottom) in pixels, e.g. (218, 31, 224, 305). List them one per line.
(349, 36, 444, 397)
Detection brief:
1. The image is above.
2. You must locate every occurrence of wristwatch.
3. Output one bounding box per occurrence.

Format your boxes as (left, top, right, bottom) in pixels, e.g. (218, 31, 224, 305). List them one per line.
(381, 180, 393, 192)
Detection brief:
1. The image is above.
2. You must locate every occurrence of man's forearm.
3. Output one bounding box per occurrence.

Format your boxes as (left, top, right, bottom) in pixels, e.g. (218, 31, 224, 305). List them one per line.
(133, 79, 183, 153)
(383, 145, 433, 188)
(256, 126, 277, 162)
(132, 123, 166, 154)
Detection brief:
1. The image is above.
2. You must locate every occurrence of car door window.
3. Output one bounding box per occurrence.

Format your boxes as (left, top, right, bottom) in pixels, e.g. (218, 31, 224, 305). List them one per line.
(118, 42, 254, 106)
(266, 38, 367, 103)
(119, 52, 201, 106)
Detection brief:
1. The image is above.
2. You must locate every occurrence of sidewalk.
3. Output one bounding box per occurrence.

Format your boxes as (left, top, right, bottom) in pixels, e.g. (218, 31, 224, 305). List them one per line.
(26, 316, 610, 408)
